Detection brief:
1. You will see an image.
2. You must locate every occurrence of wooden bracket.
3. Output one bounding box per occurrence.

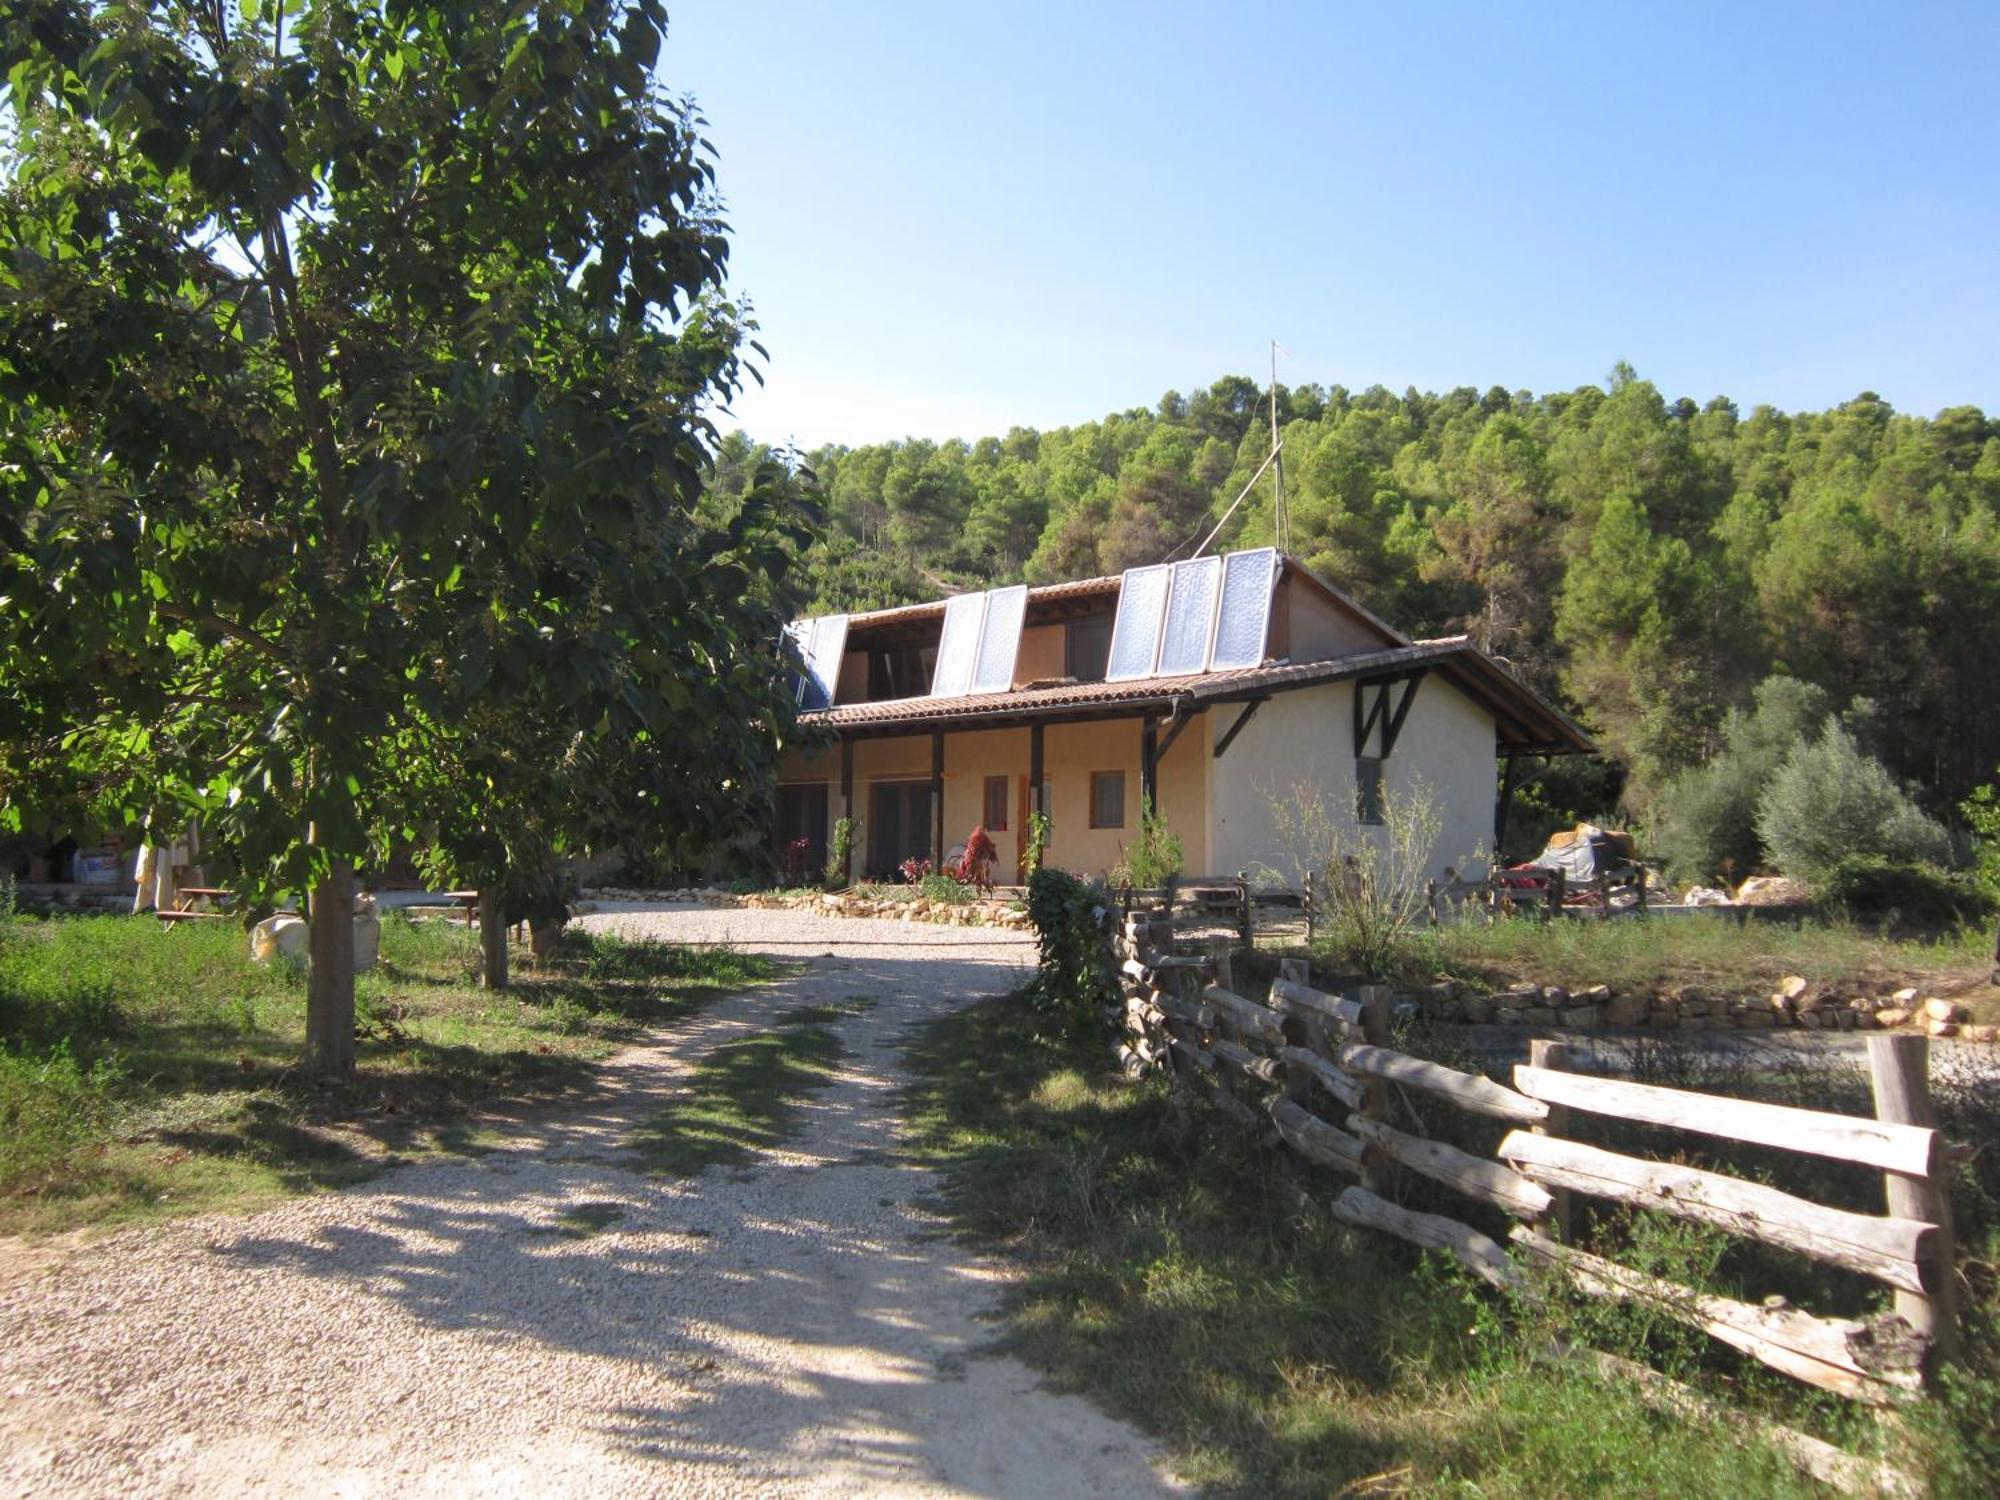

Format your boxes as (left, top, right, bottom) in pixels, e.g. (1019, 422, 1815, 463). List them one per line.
(1213, 697, 1268, 760)
(1354, 670, 1426, 758)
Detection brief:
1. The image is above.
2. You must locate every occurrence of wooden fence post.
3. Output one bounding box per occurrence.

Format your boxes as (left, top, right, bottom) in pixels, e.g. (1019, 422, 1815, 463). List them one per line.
(1595, 868, 1610, 921)
(1867, 1034, 1959, 1368)
(1530, 1037, 1572, 1244)
(1236, 869, 1253, 953)
(1357, 984, 1393, 1194)
(1547, 869, 1565, 922)
(1303, 871, 1316, 945)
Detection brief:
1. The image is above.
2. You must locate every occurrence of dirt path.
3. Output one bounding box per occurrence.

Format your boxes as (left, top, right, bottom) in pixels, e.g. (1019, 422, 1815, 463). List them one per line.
(0, 907, 1184, 1498)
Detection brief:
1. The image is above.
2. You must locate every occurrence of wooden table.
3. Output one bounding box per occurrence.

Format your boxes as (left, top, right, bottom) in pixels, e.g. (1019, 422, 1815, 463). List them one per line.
(443, 891, 481, 926)
(156, 887, 235, 925)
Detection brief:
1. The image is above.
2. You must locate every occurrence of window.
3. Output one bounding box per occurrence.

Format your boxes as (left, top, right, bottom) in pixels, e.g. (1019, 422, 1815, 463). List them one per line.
(984, 775, 1009, 831)
(1355, 756, 1384, 826)
(1066, 615, 1112, 682)
(866, 642, 936, 700)
(1090, 770, 1126, 829)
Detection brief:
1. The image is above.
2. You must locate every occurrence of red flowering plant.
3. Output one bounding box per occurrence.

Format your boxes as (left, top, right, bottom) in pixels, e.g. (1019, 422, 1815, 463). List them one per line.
(780, 836, 813, 887)
(958, 824, 998, 894)
(898, 855, 934, 884)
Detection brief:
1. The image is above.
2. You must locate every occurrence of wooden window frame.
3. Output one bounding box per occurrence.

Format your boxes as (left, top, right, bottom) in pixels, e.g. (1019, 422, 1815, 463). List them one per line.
(1355, 755, 1385, 826)
(983, 774, 1009, 831)
(1090, 770, 1127, 830)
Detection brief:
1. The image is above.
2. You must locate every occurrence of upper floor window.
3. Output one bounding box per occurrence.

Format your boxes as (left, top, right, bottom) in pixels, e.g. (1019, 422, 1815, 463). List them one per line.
(867, 643, 936, 700)
(1066, 615, 1112, 682)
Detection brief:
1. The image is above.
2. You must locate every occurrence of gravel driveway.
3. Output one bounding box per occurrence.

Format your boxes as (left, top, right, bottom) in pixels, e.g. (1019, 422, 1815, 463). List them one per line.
(0, 906, 1184, 1498)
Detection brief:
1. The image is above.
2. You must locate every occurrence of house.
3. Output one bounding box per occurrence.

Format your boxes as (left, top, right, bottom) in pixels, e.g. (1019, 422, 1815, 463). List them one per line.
(775, 549, 1592, 887)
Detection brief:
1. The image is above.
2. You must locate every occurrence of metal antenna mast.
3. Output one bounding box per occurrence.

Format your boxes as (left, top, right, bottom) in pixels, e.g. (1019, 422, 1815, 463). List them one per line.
(1269, 340, 1287, 553)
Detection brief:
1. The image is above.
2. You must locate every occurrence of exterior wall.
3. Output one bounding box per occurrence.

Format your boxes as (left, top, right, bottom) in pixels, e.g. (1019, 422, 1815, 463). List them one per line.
(1208, 678, 1497, 886)
(1014, 623, 1066, 686)
(1279, 576, 1398, 662)
(835, 650, 868, 705)
(774, 678, 1495, 888)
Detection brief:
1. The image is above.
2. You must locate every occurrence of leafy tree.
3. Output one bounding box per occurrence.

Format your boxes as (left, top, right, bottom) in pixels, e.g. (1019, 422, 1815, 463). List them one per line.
(0, 1, 809, 1069)
(1755, 723, 1952, 884)
(1653, 677, 1832, 884)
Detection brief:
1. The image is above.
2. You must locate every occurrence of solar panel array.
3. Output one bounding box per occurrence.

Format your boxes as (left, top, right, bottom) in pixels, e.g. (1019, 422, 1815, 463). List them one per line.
(784, 614, 850, 709)
(1105, 547, 1279, 682)
(930, 584, 1028, 697)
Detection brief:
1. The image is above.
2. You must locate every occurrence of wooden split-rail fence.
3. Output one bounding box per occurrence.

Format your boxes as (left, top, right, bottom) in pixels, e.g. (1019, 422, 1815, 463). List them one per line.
(1112, 905, 1959, 1473)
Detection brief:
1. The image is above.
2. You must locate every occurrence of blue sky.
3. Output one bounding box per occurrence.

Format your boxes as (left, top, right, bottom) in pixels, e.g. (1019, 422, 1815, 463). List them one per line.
(668, 1, 1998, 449)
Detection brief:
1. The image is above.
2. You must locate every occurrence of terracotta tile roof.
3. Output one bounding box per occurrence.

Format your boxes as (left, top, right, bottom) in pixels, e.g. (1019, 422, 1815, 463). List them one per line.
(797, 639, 1594, 755)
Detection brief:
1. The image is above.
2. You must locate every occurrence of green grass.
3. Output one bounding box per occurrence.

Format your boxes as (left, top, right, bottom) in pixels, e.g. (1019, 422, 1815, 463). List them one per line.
(0, 912, 778, 1234)
(899, 995, 2000, 1497)
(628, 999, 866, 1175)
(1281, 913, 2000, 1018)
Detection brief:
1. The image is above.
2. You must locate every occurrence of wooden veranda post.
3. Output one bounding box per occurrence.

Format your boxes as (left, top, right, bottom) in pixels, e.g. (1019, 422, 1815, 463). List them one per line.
(1530, 1037, 1572, 1243)
(929, 731, 945, 872)
(839, 737, 854, 886)
(1867, 1034, 1959, 1366)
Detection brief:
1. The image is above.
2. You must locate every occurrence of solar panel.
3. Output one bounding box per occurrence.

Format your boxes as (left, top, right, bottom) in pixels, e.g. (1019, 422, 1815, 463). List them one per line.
(970, 584, 1027, 694)
(929, 591, 986, 697)
(1156, 555, 1223, 676)
(785, 614, 849, 709)
(1209, 547, 1278, 669)
(1105, 564, 1171, 681)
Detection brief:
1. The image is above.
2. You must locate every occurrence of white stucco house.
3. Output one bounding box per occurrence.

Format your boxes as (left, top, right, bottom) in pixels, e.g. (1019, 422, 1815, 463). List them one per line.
(774, 549, 1593, 886)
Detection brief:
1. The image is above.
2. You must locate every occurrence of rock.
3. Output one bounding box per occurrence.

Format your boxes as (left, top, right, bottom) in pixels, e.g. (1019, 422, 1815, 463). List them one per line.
(1922, 997, 1965, 1024)
(1506, 981, 1541, 998)
(1542, 986, 1570, 1006)
(1738, 1009, 1775, 1029)
(1683, 885, 1732, 907)
(1892, 987, 1919, 1005)
(820, 893, 845, 910)
(1495, 1007, 1522, 1026)
(1964, 1024, 2000, 1045)
(1735, 875, 1809, 907)
(1800, 1010, 1824, 1030)
(1605, 995, 1648, 1027)
(1777, 975, 1810, 1002)
(1458, 995, 1494, 1024)
(1875, 1007, 1912, 1029)
(1520, 1006, 1558, 1028)
(1558, 1004, 1601, 1029)
(1926, 1019, 1960, 1039)
(1577, 985, 1613, 1004)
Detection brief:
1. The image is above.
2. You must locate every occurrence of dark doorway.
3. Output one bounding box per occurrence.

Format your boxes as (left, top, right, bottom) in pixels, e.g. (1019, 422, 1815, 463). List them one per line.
(868, 780, 934, 878)
(775, 783, 829, 881)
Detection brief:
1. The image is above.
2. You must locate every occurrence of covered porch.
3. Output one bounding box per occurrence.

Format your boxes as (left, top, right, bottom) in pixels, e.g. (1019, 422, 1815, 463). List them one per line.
(781, 703, 1222, 884)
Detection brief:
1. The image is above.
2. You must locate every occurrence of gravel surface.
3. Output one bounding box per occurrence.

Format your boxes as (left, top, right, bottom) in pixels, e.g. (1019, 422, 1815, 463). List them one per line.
(0, 906, 1184, 1498)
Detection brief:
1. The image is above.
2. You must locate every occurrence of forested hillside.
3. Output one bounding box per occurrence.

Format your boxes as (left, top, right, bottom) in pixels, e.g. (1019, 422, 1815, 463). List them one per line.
(711, 366, 2000, 840)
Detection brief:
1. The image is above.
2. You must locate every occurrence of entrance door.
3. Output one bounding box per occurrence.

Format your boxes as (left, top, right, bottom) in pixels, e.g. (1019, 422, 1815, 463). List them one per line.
(775, 783, 829, 882)
(868, 781, 933, 879)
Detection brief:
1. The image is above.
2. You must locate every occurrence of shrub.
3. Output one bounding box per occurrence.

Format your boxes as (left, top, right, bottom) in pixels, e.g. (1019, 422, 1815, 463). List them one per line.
(1108, 795, 1183, 890)
(1023, 810, 1051, 879)
(1653, 676, 1831, 884)
(823, 817, 855, 889)
(1816, 856, 1992, 928)
(1265, 777, 1449, 979)
(1755, 722, 1953, 883)
(1023, 867, 1116, 1031)
(1964, 770, 2000, 899)
(918, 871, 975, 904)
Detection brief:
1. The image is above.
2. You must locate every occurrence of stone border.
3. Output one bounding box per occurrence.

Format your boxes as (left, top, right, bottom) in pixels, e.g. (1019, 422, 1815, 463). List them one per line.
(579, 885, 1034, 931)
(1401, 976, 1996, 1043)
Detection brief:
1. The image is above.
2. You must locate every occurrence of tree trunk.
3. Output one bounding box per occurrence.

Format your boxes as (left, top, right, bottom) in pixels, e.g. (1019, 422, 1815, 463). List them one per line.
(478, 887, 509, 990)
(304, 859, 357, 1077)
(529, 914, 565, 961)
